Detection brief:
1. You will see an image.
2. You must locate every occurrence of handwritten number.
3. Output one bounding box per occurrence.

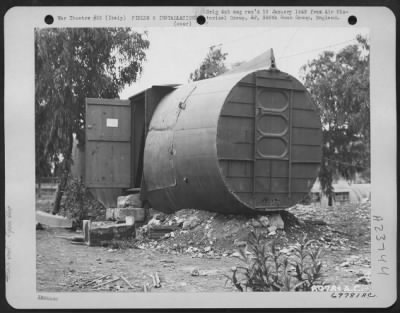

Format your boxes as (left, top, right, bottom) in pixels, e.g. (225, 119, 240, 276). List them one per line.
(378, 267, 390, 275)
(374, 224, 383, 232)
(373, 215, 383, 222)
(376, 233, 386, 241)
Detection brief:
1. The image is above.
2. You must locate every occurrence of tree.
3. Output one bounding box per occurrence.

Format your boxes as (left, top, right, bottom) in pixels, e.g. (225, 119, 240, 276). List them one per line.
(35, 28, 150, 213)
(189, 45, 228, 81)
(300, 35, 370, 198)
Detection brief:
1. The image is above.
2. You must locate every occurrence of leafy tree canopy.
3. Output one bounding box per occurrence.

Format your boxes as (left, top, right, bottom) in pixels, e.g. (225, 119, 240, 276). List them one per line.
(35, 28, 149, 177)
(300, 35, 370, 195)
(189, 45, 228, 81)
(35, 28, 149, 212)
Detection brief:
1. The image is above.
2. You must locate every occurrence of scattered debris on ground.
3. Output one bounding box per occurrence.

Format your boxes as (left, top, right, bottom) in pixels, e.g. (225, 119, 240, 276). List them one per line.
(69, 273, 136, 291)
(37, 202, 371, 292)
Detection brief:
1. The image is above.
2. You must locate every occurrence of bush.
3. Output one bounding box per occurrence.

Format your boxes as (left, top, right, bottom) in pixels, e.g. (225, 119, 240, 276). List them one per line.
(225, 230, 324, 292)
(60, 177, 105, 227)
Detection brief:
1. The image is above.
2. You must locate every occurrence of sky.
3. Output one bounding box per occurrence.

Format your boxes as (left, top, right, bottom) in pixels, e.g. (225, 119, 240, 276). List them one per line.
(119, 27, 369, 99)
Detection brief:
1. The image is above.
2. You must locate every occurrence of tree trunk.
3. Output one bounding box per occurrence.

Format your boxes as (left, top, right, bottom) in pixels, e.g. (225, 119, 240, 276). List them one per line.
(37, 180, 41, 199)
(52, 132, 73, 215)
(52, 162, 69, 214)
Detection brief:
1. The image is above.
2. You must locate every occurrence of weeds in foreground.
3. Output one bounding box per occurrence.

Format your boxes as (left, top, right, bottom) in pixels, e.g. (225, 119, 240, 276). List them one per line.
(225, 230, 324, 292)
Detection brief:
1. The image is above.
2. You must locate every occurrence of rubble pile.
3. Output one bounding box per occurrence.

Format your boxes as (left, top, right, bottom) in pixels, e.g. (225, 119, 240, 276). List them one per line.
(134, 209, 286, 257)
(131, 202, 371, 262)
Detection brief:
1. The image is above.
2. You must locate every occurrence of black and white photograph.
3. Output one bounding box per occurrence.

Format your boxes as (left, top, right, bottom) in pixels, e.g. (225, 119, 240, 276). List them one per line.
(34, 25, 372, 292)
(4, 6, 397, 309)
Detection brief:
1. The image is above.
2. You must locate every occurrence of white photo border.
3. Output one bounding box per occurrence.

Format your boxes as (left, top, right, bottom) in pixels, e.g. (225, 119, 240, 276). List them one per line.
(4, 6, 397, 309)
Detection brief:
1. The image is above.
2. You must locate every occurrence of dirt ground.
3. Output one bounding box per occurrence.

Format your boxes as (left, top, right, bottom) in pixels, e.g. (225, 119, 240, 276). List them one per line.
(36, 200, 371, 293)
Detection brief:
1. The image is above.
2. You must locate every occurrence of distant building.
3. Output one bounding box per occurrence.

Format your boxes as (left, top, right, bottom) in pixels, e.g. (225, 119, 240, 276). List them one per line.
(311, 179, 371, 208)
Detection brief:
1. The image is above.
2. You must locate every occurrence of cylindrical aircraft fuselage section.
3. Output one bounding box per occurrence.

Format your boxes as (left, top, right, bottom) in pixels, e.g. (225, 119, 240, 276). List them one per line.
(143, 69, 322, 213)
